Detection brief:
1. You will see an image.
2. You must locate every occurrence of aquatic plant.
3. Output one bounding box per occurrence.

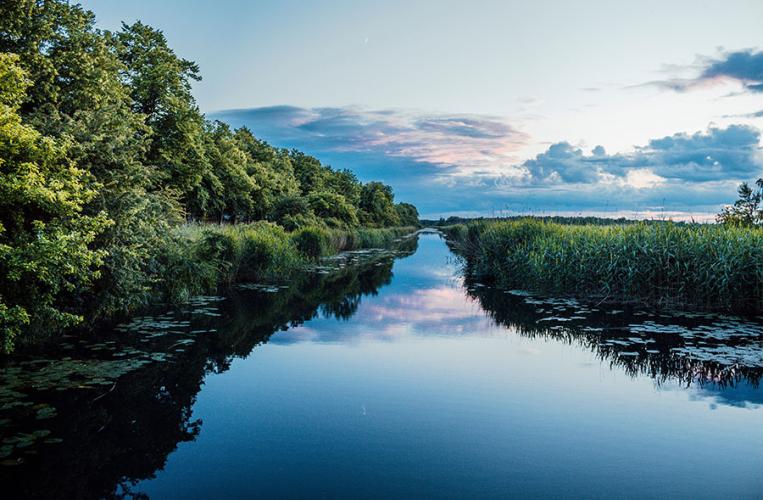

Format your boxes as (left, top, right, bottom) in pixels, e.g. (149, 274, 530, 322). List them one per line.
(447, 218, 763, 312)
(158, 223, 416, 304)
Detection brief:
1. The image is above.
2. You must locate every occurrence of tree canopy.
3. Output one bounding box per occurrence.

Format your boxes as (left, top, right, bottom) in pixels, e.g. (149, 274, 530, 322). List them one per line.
(0, 0, 418, 351)
(717, 179, 763, 227)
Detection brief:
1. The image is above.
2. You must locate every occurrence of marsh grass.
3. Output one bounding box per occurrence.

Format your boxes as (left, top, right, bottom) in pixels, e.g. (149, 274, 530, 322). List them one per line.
(447, 218, 763, 312)
(160, 223, 416, 303)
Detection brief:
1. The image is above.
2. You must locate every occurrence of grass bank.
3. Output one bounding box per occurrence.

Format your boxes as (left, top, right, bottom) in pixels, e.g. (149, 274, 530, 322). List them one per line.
(445, 218, 763, 312)
(156, 223, 416, 303)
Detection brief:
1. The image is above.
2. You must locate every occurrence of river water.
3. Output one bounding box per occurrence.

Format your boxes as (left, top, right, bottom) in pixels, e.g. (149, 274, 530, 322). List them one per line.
(2, 232, 762, 498)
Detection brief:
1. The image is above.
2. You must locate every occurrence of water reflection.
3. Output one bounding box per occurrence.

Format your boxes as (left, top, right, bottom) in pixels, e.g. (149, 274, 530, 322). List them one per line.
(0, 241, 416, 499)
(2, 232, 762, 499)
(462, 273, 763, 391)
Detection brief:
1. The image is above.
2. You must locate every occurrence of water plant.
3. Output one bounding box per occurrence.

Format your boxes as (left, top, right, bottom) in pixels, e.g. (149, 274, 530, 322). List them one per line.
(447, 218, 763, 312)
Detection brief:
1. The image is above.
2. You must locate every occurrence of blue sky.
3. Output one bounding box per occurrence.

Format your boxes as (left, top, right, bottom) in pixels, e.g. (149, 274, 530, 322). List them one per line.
(83, 0, 763, 218)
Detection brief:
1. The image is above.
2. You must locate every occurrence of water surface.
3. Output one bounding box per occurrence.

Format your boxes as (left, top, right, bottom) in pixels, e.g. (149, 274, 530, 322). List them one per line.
(2, 233, 762, 498)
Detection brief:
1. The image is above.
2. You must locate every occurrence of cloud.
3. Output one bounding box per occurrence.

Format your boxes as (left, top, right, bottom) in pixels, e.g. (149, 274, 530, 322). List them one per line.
(513, 125, 762, 185)
(213, 105, 528, 177)
(724, 109, 763, 119)
(211, 105, 763, 219)
(639, 49, 763, 94)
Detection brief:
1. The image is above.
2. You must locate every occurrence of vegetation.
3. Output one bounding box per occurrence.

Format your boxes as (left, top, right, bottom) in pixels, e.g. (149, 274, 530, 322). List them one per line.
(446, 218, 763, 313)
(422, 214, 680, 227)
(155, 223, 415, 304)
(717, 178, 763, 226)
(0, 1, 417, 352)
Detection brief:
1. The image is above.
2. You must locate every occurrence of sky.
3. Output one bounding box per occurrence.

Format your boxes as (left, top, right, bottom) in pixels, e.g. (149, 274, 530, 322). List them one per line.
(83, 0, 763, 219)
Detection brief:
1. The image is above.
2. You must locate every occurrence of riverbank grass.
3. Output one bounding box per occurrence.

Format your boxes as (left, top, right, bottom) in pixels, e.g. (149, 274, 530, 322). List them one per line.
(160, 223, 416, 303)
(447, 218, 763, 312)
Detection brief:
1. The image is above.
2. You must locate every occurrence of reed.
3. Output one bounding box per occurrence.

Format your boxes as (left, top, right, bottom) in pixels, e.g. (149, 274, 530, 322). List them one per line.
(160, 223, 417, 302)
(445, 218, 763, 312)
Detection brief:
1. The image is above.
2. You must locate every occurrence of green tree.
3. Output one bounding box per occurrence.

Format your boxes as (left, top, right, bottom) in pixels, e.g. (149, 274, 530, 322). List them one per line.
(395, 202, 419, 227)
(0, 0, 121, 116)
(204, 121, 255, 223)
(289, 150, 327, 195)
(717, 179, 763, 227)
(325, 168, 362, 206)
(0, 1, 184, 319)
(0, 53, 109, 351)
(234, 127, 299, 220)
(114, 21, 208, 207)
(359, 182, 400, 227)
(308, 191, 359, 227)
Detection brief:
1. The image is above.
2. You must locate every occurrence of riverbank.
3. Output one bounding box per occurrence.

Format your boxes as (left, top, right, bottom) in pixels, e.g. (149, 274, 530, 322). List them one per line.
(9, 224, 416, 352)
(162, 223, 417, 301)
(444, 218, 763, 312)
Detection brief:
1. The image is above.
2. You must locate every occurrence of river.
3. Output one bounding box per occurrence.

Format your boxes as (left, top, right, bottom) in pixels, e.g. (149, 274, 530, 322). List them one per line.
(2, 232, 762, 498)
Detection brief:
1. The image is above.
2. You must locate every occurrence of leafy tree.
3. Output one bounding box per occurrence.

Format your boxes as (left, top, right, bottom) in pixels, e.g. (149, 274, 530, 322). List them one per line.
(0, 1, 184, 320)
(308, 191, 359, 227)
(204, 121, 255, 223)
(325, 168, 362, 206)
(114, 21, 207, 206)
(234, 127, 299, 220)
(395, 202, 419, 227)
(271, 195, 314, 230)
(717, 179, 763, 226)
(0, 0, 121, 116)
(359, 182, 400, 227)
(289, 150, 327, 195)
(0, 53, 109, 351)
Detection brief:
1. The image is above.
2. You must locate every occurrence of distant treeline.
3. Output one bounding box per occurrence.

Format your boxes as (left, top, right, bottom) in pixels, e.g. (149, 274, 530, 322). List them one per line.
(0, 1, 418, 352)
(422, 215, 690, 227)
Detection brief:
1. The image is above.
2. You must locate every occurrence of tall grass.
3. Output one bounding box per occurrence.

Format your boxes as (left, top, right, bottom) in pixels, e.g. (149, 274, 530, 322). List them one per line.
(446, 218, 763, 312)
(159, 223, 416, 302)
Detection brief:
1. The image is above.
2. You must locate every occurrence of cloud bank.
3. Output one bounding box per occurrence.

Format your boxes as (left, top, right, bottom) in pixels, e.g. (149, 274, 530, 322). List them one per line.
(215, 106, 528, 176)
(212, 106, 763, 219)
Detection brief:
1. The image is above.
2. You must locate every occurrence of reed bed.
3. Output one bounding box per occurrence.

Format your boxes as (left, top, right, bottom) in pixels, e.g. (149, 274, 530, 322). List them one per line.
(446, 218, 763, 312)
(161, 223, 416, 302)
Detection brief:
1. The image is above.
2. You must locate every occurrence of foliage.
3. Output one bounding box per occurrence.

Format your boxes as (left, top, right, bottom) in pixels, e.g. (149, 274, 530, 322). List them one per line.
(359, 182, 400, 227)
(448, 218, 763, 313)
(717, 178, 763, 227)
(161, 224, 416, 299)
(0, 0, 418, 351)
(0, 54, 110, 351)
(395, 202, 420, 227)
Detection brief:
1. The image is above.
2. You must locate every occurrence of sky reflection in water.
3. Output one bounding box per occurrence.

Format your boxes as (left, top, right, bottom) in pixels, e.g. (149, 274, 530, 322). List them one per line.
(136, 234, 763, 499)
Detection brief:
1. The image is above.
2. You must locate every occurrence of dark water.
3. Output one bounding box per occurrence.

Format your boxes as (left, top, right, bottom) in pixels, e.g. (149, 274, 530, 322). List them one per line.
(2, 232, 762, 499)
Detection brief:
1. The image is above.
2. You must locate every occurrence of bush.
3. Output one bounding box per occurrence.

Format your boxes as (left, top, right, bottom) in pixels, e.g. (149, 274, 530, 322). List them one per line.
(292, 226, 330, 258)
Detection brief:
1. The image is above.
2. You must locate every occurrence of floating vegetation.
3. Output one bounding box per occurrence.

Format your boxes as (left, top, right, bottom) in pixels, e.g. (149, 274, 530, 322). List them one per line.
(469, 283, 763, 378)
(0, 295, 233, 464)
(235, 283, 282, 293)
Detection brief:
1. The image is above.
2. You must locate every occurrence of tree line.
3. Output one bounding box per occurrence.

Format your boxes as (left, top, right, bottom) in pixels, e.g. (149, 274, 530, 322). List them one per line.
(0, 1, 418, 351)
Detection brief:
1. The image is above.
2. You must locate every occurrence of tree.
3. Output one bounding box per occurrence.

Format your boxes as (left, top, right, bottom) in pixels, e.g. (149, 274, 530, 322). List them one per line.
(0, 54, 109, 351)
(308, 191, 359, 227)
(325, 169, 362, 206)
(204, 121, 255, 223)
(717, 179, 763, 227)
(395, 202, 419, 227)
(0, 0, 121, 116)
(289, 150, 327, 195)
(114, 21, 207, 206)
(359, 182, 400, 227)
(234, 127, 299, 220)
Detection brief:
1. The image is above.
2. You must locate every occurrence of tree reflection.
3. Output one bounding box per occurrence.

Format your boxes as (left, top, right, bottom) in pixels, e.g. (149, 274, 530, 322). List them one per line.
(1, 241, 415, 499)
(464, 277, 763, 390)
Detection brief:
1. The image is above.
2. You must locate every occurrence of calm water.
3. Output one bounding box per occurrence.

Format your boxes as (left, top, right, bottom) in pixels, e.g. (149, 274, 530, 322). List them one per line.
(2, 232, 763, 498)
